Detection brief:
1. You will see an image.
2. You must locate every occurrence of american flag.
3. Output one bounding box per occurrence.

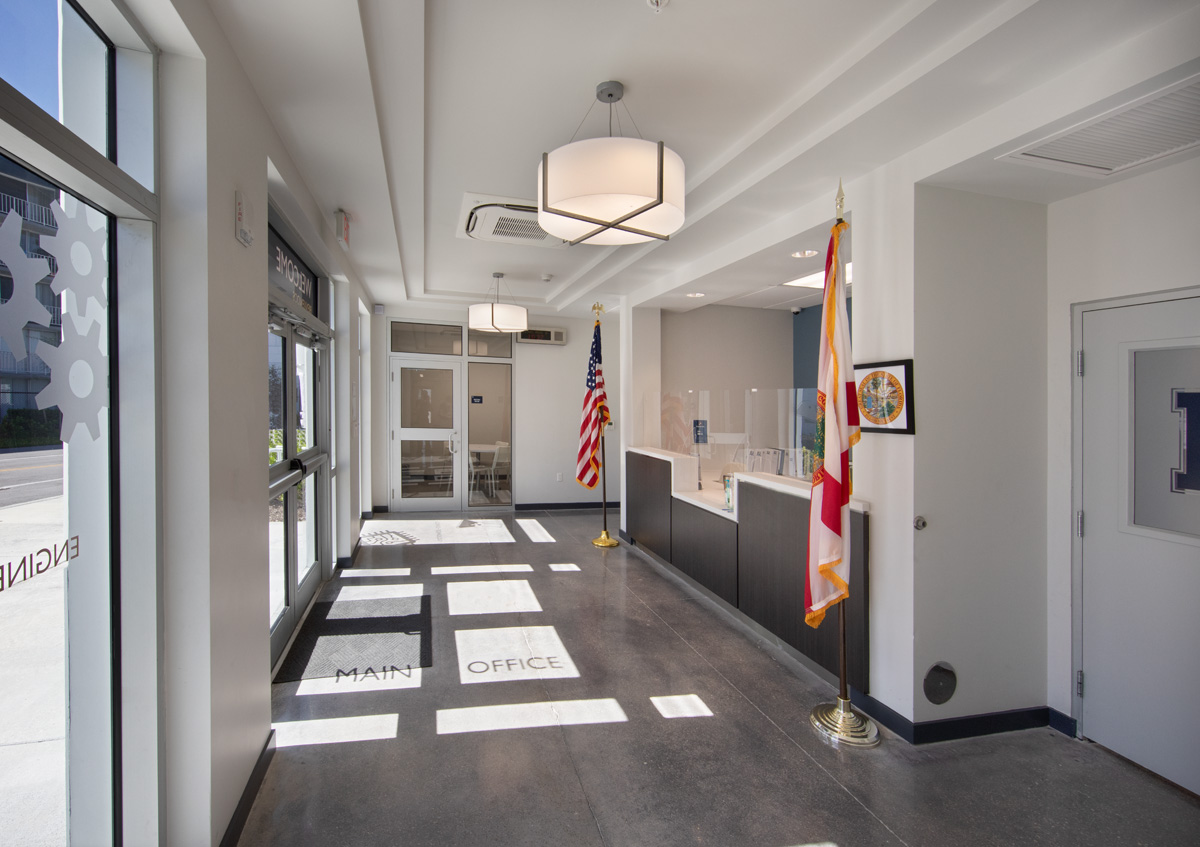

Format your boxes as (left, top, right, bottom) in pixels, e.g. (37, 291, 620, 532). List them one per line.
(576, 320, 610, 488)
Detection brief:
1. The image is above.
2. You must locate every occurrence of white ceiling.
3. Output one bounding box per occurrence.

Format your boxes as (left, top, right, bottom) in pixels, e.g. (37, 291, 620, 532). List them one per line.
(204, 0, 1200, 320)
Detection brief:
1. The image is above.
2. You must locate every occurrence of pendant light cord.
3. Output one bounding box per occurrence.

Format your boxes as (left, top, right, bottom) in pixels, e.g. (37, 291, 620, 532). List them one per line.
(568, 97, 644, 142)
(568, 98, 599, 144)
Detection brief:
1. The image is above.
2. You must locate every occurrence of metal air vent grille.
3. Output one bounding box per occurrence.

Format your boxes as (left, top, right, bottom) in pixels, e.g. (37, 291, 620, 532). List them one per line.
(493, 215, 549, 241)
(1001, 77, 1200, 177)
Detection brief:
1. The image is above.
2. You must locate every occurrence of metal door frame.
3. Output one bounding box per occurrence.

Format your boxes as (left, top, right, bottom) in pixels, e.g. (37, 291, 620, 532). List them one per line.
(388, 356, 465, 511)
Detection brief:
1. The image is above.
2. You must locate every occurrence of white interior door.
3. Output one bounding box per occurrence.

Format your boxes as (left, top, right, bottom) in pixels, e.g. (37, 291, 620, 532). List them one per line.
(389, 358, 463, 511)
(1079, 294, 1200, 794)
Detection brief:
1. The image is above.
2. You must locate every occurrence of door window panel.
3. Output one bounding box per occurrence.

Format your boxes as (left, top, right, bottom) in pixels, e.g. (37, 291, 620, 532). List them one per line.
(268, 332, 284, 464)
(297, 473, 317, 582)
(269, 492, 287, 626)
(401, 367, 453, 428)
(401, 439, 453, 498)
(295, 341, 314, 454)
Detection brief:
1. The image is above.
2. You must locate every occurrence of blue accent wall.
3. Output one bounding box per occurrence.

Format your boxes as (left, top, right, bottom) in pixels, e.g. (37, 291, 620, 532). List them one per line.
(793, 300, 851, 387)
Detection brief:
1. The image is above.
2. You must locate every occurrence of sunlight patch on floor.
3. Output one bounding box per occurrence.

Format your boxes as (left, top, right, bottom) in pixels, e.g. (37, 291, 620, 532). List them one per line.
(360, 519, 515, 546)
(297, 667, 422, 696)
(436, 698, 627, 735)
(273, 714, 399, 747)
(650, 694, 714, 719)
(431, 564, 533, 575)
(515, 518, 555, 543)
(455, 626, 578, 684)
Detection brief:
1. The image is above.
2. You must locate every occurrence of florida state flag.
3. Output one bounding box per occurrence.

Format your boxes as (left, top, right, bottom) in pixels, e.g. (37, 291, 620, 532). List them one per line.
(804, 219, 859, 628)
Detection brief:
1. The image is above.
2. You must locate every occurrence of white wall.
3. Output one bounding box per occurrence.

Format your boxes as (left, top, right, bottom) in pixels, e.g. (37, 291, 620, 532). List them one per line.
(661, 305, 793, 395)
(514, 315, 623, 505)
(840, 163, 918, 720)
(620, 306, 661, 531)
(913, 185, 1047, 722)
(1045, 155, 1200, 713)
(140, 0, 376, 840)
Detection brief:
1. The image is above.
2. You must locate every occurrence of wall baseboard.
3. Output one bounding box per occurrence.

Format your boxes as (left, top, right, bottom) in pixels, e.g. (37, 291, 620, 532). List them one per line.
(219, 730, 275, 847)
(1049, 708, 1077, 738)
(849, 689, 914, 742)
(361, 510, 373, 520)
(849, 694, 1066, 744)
(514, 501, 620, 511)
(372, 504, 388, 515)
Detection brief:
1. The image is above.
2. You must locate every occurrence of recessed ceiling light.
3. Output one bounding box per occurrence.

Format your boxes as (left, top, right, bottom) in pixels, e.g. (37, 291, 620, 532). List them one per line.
(791, 249, 819, 258)
(783, 262, 853, 288)
(685, 292, 705, 298)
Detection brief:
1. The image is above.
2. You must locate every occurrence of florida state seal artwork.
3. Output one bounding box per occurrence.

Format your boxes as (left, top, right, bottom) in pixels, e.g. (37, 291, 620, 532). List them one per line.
(857, 370, 904, 426)
(852, 359, 915, 433)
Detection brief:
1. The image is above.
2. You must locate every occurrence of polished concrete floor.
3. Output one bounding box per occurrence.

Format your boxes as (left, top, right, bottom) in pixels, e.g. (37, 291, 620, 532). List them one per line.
(239, 509, 1200, 846)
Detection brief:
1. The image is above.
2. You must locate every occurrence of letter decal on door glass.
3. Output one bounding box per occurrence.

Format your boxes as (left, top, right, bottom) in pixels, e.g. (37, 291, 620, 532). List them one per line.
(1172, 388, 1199, 494)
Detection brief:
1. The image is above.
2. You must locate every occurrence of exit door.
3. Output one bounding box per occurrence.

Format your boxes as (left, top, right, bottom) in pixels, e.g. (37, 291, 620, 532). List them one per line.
(389, 358, 464, 511)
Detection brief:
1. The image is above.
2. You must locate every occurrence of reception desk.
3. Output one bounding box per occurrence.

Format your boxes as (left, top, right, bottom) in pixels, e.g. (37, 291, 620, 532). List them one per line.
(625, 448, 870, 693)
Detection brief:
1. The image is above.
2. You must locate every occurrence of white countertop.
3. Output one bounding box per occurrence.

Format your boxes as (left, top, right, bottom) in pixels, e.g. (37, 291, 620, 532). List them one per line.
(628, 446, 870, 518)
(672, 485, 736, 521)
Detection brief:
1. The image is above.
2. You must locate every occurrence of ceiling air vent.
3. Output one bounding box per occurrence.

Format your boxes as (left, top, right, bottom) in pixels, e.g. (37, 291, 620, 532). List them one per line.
(458, 193, 568, 248)
(1000, 76, 1200, 177)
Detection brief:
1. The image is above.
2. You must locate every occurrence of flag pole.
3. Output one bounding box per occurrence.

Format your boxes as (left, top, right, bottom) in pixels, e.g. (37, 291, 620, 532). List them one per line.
(809, 182, 879, 748)
(591, 302, 619, 548)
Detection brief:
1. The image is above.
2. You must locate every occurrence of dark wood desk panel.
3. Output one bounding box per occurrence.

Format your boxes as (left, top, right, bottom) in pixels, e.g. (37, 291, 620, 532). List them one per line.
(671, 499, 738, 606)
(737, 482, 869, 692)
(626, 451, 672, 562)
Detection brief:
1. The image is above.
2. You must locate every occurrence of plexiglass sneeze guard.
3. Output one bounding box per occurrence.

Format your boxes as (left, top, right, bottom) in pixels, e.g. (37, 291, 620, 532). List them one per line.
(656, 388, 823, 485)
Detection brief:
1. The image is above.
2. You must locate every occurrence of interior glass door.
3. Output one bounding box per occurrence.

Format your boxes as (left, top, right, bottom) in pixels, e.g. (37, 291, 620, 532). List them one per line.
(390, 358, 463, 511)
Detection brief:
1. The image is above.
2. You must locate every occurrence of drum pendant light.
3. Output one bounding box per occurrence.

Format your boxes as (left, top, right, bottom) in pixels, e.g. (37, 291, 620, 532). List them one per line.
(538, 81, 685, 246)
(468, 272, 528, 333)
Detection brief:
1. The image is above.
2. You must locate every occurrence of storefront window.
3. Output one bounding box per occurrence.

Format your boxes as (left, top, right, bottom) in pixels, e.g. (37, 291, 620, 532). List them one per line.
(0, 153, 113, 845)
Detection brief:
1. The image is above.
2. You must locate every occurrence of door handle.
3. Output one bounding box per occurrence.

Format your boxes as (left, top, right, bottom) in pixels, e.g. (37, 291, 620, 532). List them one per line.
(448, 432, 458, 454)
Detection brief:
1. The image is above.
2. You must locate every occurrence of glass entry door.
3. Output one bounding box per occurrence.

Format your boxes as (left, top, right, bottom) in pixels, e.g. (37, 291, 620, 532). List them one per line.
(267, 318, 329, 664)
(389, 358, 463, 511)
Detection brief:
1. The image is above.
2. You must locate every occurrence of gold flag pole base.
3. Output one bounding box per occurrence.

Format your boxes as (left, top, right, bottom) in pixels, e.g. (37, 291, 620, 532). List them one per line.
(810, 696, 880, 748)
(592, 530, 619, 548)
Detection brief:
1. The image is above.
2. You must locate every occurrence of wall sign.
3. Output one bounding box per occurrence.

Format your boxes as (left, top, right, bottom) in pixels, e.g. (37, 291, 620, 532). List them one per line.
(268, 225, 317, 318)
(693, 419, 708, 444)
(471, 396, 483, 404)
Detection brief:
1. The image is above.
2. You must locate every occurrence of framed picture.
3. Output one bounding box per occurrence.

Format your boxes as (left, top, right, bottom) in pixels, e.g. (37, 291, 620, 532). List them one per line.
(853, 359, 915, 434)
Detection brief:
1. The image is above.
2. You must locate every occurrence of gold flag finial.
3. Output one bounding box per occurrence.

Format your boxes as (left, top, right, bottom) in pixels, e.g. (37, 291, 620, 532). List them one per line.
(835, 180, 845, 221)
(592, 302, 606, 318)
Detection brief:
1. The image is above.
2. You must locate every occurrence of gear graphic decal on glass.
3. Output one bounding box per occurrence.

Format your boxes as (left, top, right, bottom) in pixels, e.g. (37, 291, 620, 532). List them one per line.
(0, 210, 53, 360)
(35, 316, 108, 442)
(42, 198, 108, 313)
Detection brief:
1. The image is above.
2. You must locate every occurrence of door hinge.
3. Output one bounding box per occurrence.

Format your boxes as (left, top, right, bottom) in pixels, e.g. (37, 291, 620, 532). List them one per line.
(1076, 350, 1084, 376)
(1076, 669, 1085, 697)
(1076, 510, 1084, 537)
